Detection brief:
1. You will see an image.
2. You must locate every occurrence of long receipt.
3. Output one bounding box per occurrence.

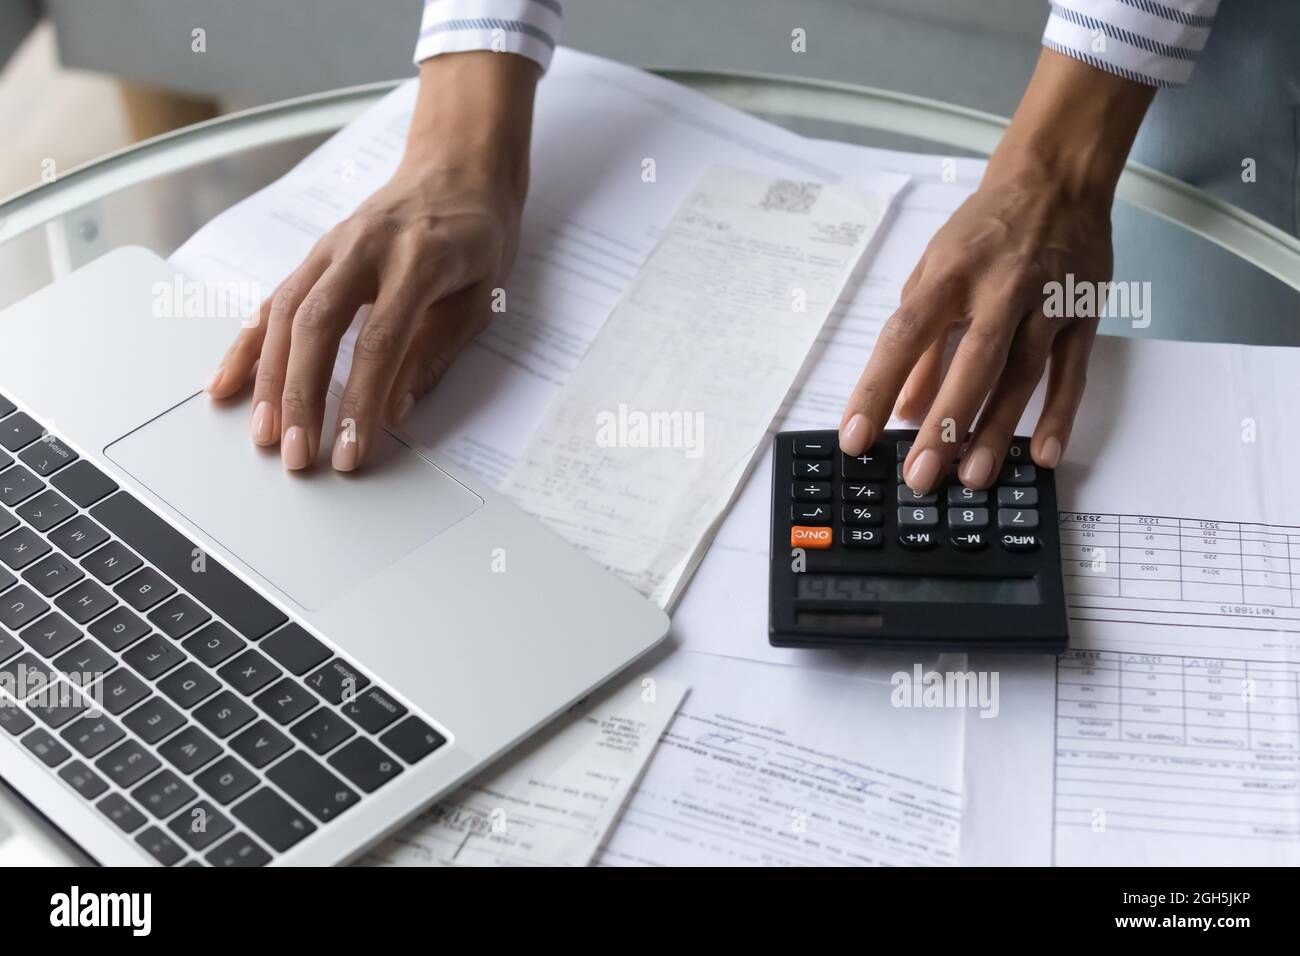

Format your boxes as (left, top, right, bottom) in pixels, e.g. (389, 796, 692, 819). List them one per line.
(363, 676, 686, 867)
(502, 165, 900, 607)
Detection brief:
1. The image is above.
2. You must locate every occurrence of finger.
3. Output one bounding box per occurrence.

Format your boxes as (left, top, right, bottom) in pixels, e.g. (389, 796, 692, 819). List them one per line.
(250, 260, 329, 447)
(959, 313, 1057, 489)
(279, 261, 375, 470)
(839, 282, 954, 456)
(895, 337, 946, 423)
(208, 298, 270, 398)
(1031, 318, 1098, 469)
(384, 284, 490, 429)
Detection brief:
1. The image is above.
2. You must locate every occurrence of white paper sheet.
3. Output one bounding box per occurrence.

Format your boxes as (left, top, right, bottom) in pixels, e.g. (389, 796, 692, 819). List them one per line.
(361, 675, 686, 867)
(501, 164, 899, 607)
(595, 650, 964, 866)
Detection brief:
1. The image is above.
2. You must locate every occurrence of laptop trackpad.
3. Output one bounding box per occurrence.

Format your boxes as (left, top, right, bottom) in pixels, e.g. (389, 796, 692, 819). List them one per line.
(105, 393, 483, 610)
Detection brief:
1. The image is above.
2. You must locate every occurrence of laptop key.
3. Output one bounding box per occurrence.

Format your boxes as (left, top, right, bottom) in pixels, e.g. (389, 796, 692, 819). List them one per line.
(88, 605, 150, 652)
(194, 690, 255, 738)
(148, 594, 210, 640)
(254, 678, 316, 725)
(0, 505, 15, 538)
(132, 769, 197, 819)
(50, 460, 118, 508)
(23, 728, 71, 767)
(60, 714, 125, 758)
(380, 716, 447, 764)
(195, 755, 257, 805)
(18, 611, 82, 658)
(27, 681, 89, 728)
(158, 662, 220, 709)
(305, 658, 369, 705)
(218, 649, 280, 696)
(91, 491, 286, 640)
(97, 739, 161, 787)
(328, 738, 403, 794)
(0, 466, 42, 507)
(0, 412, 43, 452)
(0, 629, 20, 665)
(341, 686, 406, 733)
(205, 832, 271, 867)
(22, 553, 85, 597)
(94, 668, 151, 716)
(18, 436, 77, 477)
(291, 707, 354, 755)
(136, 826, 187, 866)
(0, 695, 34, 735)
(261, 623, 330, 676)
(230, 720, 292, 769)
(114, 567, 175, 612)
(1, 527, 51, 571)
(52, 638, 116, 680)
(48, 514, 108, 558)
(1, 584, 49, 630)
(54, 579, 115, 624)
(158, 725, 221, 774)
(16, 490, 74, 532)
(0, 652, 54, 699)
(168, 800, 233, 850)
(97, 793, 147, 834)
(59, 760, 109, 799)
(183, 622, 245, 667)
(0, 394, 13, 417)
(122, 696, 185, 744)
(232, 787, 316, 852)
(82, 540, 143, 585)
(123, 634, 185, 680)
(266, 751, 358, 822)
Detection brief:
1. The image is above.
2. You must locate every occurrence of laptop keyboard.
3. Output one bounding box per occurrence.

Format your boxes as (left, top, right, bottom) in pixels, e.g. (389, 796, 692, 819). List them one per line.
(0, 394, 446, 866)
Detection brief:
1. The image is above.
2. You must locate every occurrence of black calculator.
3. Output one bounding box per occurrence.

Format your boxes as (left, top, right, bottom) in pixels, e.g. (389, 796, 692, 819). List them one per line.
(769, 429, 1067, 652)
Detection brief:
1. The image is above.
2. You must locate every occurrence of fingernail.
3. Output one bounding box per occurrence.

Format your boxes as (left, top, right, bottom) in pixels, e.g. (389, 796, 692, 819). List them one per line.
(1039, 436, 1062, 469)
(839, 413, 871, 455)
(959, 446, 995, 488)
(251, 401, 274, 444)
(282, 426, 310, 470)
(394, 392, 415, 425)
(332, 428, 358, 471)
(206, 366, 225, 394)
(905, 448, 940, 493)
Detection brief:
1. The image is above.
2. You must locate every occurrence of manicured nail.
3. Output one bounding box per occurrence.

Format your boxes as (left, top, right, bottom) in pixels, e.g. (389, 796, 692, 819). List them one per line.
(839, 413, 870, 456)
(206, 366, 225, 394)
(393, 392, 415, 425)
(959, 446, 995, 488)
(332, 428, 358, 471)
(251, 401, 274, 444)
(282, 426, 310, 470)
(1039, 436, 1062, 468)
(905, 448, 940, 493)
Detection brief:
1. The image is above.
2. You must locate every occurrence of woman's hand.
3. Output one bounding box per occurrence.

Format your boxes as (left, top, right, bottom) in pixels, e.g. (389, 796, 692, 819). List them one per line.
(206, 52, 539, 471)
(839, 50, 1155, 492)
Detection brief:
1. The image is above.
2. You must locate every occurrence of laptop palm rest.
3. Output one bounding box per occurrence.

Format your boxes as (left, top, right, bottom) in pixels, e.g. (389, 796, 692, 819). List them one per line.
(104, 392, 483, 611)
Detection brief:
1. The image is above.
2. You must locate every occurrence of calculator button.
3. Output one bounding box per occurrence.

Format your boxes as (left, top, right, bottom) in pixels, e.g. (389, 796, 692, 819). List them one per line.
(843, 528, 882, 549)
(949, 531, 988, 551)
(841, 449, 887, 480)
(791, 504, 831, 524)
(999, 463, 1036, 485)
(895, 440, 912, 461)
(793, 460, 831, 479)
(1004, 441, 1030, 461)
(898, 530, 936, 550)
(996, 486, 1038, 507)
(791, 482, 831, 502)
(947, 486, 988, 506)
(998, 508, 1039, 530)
(1001, 532, 1041, 552)
(897, 485, 937, 506)
(842, 505, 882, 526)
(842, 483, 881, 503)
(790, 526, 833, 550)
(897, 506, 938, 528)
(793, 438, 834, 458)
(947, 508, 989, 528)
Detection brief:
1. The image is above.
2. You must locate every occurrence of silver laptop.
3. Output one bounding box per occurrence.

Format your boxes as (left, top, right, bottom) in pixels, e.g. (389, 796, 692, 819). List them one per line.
(0, 246, 668, 866)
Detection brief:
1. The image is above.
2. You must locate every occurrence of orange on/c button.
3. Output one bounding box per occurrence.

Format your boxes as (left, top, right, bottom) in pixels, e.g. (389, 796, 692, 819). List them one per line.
(790, 526, 833, 549)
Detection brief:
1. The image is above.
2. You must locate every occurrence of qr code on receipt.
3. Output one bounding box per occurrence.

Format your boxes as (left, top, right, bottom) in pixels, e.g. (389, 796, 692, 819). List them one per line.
(759, 179, 822, 214)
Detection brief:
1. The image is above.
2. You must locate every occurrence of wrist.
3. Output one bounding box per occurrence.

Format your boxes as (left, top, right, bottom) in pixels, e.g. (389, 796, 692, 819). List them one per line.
(985, 48, 1154, 205)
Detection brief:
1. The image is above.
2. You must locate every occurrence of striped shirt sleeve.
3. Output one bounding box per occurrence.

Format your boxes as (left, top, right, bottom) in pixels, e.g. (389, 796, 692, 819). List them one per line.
(414, 0, 563, 72)
(1041, 0, 1218, 87)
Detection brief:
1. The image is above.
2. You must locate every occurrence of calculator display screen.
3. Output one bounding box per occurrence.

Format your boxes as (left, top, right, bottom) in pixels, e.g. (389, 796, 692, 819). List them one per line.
(796, 574, 1039, 605)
